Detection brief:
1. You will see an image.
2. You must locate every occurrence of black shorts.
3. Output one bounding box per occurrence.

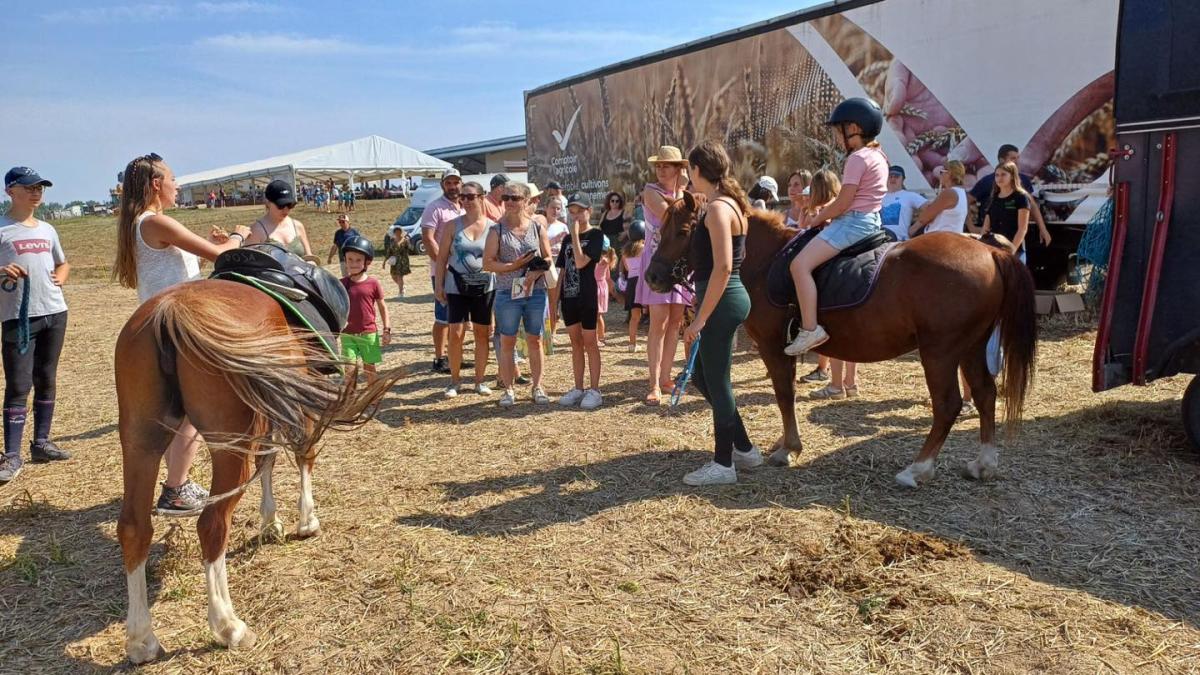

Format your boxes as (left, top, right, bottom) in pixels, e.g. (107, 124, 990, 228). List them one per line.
(447, 291, 495, 325)
(561, 295, 599, 330)
(624, 276, 643, 311)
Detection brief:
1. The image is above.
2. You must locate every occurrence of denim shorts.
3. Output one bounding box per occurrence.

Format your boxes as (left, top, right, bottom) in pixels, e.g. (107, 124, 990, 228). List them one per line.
(494, 288, 547, 338)
(431, 276, 448, 324)
(817, 210, 882, 251)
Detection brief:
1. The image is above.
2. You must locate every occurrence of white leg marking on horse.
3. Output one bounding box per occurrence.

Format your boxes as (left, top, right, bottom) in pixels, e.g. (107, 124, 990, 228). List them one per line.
(258, 455, 283, 540)
(767, 446, 792, 467)
(125, 560, 163, 664)
(895, 459, 935, 488)
(965, 443, 1000, 480)
(295, 461, 320, 538)
(205, 556, 256, 649)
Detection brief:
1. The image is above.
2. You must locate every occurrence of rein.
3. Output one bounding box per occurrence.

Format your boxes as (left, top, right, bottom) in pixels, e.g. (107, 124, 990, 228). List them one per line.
(16, 278, 31, 355)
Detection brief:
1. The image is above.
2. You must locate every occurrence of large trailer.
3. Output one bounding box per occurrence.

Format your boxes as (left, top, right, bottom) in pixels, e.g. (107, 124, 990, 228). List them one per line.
(524, 0, 1118, 289)
(1094, 0, 1200, 449)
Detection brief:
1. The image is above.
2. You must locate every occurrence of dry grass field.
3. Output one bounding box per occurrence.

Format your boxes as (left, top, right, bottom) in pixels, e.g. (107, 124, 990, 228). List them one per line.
(1, 200, 1197, 673)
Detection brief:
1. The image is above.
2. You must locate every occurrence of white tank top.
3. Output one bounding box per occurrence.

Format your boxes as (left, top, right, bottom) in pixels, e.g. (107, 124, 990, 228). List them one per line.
(135, 211, 201, 303)
(925, 187, 968, 235)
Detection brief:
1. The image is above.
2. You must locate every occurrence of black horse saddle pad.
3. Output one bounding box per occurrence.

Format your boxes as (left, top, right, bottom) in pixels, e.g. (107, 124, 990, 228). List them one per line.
(766, 230, 895, 311)
(211, 243, 349, 337)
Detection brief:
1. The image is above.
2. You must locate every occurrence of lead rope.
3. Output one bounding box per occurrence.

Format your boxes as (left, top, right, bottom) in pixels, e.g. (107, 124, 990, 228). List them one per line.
(16, 277, 31, 355)
(670, 336, 701, 408)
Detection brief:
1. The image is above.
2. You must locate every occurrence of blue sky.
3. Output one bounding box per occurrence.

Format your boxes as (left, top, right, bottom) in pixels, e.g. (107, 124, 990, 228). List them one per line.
(5, 0, 824, 202)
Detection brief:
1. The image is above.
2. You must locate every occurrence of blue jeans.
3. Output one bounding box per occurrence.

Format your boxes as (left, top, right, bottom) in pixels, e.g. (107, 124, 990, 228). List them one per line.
(817, 210, 882, 250)
(494, 288, 547, 337)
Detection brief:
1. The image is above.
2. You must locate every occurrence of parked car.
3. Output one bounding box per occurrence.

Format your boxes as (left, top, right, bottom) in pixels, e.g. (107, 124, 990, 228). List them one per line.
(390, 173, 528, 256)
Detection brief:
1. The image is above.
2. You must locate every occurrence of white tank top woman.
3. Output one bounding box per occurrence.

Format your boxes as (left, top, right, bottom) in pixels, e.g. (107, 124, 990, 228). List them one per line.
(135, 211, 200, 303)
(925, 187, 968, 235)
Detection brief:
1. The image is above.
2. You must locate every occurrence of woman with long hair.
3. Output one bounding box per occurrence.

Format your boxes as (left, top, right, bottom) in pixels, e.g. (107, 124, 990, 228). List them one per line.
(785, 98, 889, 357)
(784, 170, 812, 228)
(636, 146, 693, 405)
(434, 181, 496, 397)
(598, 191, 627, 250)
(981, 161, 1031, 256)
(112, 153, 251, 512)
(678, 141, 760, 485)
(244, 179, 313, 256)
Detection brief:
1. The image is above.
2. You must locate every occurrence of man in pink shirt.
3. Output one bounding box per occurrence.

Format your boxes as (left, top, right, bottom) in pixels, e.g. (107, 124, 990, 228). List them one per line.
(420, 169, 465, 373)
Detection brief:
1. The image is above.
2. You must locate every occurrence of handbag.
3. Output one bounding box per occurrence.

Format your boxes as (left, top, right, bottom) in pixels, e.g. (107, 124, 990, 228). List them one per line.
(450, 267, 490, 297)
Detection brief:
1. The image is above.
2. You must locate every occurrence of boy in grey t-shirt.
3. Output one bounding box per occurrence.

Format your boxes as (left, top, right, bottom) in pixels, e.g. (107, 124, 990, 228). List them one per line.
(0, 166, 72, 484)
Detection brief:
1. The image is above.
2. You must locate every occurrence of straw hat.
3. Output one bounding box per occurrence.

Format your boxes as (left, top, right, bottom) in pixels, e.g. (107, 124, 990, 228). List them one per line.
(647, 145, 687, 165)
(525, 182, 542, 199)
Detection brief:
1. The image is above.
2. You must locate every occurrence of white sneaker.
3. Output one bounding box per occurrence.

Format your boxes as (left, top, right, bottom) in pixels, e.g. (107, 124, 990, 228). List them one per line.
(580, 389, 603, 410)
(559, 388, 585, 406)
(531, 387, 550, 405)
(498, 389, 516, 407)
(682, 461, 737, 486)
(628, 343, 639, 353)
(784, 325, 830, 356)
(444, 384, 459, 398)
(732, 446, 764, 469)
(474, 382, 492, 395)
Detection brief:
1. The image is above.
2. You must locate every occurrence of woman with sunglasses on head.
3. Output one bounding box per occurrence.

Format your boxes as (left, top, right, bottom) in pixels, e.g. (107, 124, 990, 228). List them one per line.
(112, 153, 252, 513)
(0, 168, 73, 485)
(245, 179, 312, 257)
(434, 182, 496, 398)
(636, 146, 693, 406)
(483, 182, 553, 407)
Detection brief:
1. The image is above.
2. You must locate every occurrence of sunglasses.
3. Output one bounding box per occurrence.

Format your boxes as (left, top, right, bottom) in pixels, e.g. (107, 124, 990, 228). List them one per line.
(501, 195, 525, 202)
(460, 193, 480, 201)
(609, 197, 621, 203)
(135, 152, 163, 164)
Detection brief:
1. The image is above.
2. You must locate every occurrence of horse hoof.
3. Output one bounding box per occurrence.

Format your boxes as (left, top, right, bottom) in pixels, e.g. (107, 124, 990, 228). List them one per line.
(895, 461, 935, 489)
(964, 460, 996, 481)
(215, 619, 257, 650)
(260, 519, 285, 543)
(767, 448, 792, 467)
(126, 634, 165, 664)
(295, 517, 321, 539)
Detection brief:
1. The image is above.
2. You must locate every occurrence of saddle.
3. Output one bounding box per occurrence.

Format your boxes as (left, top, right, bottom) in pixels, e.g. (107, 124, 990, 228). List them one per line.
(211, 244, 349, 361)
(766, 230, 895, 315)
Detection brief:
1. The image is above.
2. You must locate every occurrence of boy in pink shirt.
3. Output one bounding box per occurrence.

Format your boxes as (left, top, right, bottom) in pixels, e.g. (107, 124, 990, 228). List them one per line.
(785, 98, 889, 356)
(339, 235, 391, 383)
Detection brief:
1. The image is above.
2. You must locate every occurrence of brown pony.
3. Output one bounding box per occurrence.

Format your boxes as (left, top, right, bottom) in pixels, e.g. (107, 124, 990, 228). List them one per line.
(116, 280, 397, 664)
(645, 192, 1036, 486)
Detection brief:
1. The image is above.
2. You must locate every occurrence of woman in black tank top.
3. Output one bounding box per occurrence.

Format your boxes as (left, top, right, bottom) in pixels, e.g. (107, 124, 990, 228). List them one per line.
(599, 192, 627, 246)
(678, 141, 758, 487)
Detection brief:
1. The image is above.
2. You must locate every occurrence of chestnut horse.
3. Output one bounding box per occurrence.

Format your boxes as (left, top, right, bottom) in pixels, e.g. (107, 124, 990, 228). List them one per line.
(116, 280, 397, 664)
(645, 192, 1036, 486)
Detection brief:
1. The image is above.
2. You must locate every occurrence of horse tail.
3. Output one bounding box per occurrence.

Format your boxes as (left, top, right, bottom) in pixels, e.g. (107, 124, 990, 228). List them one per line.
(992, 249, 1037, 435)
(148, 291, 399, 463)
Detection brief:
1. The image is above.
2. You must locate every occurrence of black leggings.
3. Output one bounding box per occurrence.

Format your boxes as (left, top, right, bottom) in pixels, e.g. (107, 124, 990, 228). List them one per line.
(689, 277, 752, 467)
(3, 311, 68, 408)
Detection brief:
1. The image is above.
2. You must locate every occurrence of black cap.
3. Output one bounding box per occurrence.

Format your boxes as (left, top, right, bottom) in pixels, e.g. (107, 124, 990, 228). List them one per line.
(888, 165, 906, 178)
(265, 179, 297, 208)
(567, 192, 589, 208)
(489, 174, 509, 189)
(5, 167, 52, 189)
(546, 180, 563, 191)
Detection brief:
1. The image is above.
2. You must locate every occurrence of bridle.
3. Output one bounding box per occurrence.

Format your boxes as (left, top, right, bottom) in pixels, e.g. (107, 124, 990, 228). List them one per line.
(662, 205, 704, 296)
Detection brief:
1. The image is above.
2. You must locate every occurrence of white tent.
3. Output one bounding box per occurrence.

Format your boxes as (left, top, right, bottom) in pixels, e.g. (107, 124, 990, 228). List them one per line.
(175, 135, 452, 203)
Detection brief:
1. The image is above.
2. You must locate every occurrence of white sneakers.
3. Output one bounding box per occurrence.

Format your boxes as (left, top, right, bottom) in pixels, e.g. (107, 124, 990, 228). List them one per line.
(531, 387, 550, 405)
(559, 388, 602, 409)
(498, 389, 516, 407)
(559, 388, 585, 406)
(784, 325, 830, 356)
(473, 382, 492, 395)
(682, 446, 764, 486)
(444, 384, 459, 398)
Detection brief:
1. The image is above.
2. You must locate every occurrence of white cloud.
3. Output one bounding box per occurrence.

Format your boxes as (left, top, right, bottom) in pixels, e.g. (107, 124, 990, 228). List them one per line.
(41, 3, 179, 23)
(196, 1, 282, 14)
(451, 21, 673, 50)
(194, 32, 399, 55)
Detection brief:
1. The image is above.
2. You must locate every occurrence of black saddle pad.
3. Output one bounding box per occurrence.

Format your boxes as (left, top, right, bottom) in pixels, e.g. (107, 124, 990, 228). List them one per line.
(766, 231, 895, 313)
(211, 243, 349, 336)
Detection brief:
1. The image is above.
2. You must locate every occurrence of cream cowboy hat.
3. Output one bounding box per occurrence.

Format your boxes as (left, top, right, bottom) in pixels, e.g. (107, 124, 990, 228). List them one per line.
(525, 182, 542, 199)
(647, 145, 687, 165)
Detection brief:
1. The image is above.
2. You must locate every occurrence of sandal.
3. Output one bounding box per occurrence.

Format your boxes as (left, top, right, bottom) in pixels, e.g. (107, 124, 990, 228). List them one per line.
(644, 391, 662, 406)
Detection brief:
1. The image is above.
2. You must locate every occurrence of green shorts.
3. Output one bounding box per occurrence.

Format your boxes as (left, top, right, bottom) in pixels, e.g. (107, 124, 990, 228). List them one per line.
(341, 331, 382, 365)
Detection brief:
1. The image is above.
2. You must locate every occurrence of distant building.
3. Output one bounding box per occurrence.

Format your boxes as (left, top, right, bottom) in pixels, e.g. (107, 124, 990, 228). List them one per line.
(426, 135, 526, 175)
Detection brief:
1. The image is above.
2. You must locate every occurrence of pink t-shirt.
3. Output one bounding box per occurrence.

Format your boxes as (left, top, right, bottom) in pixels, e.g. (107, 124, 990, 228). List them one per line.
(842, 146, 889, 214)
(341, 276, 383, 334)
(418, 196, 465, 245)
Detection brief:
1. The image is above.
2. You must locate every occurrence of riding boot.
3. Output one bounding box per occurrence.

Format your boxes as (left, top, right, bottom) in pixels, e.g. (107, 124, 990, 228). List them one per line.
(3, 407, 27, 462)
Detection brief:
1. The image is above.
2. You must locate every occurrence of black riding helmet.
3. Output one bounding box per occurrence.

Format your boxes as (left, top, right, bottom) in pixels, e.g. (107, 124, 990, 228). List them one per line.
(627, 220, 647, 242)
(827, 97, 884, 140)
(340, 235, 375, 262)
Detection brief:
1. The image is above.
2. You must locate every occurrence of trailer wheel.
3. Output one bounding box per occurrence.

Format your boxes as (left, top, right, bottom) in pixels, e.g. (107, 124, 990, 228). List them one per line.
(1184, 376, 1200, 452)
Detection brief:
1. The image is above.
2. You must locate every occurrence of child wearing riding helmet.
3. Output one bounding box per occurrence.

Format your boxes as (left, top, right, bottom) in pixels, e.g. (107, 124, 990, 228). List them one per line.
(785, 97, 889, 356)
(339, 236, 391, 383)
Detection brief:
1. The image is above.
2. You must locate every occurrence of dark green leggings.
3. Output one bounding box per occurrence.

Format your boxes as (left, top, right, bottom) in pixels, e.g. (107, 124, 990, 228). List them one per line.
(690, 275, 753, 467)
